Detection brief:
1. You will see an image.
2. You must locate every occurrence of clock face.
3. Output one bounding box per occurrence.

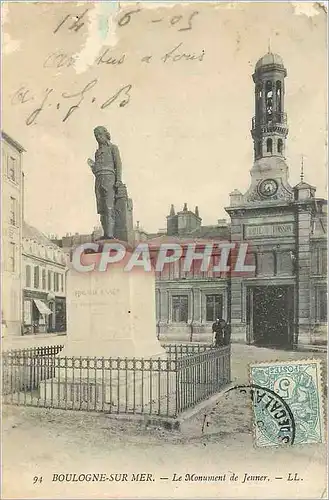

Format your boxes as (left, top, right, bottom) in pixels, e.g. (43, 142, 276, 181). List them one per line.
(258, 179, 278, 197)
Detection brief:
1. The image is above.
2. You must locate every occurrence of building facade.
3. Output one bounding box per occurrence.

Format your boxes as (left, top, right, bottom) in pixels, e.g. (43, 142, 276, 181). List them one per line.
(144, 207, 231, 342)
(145, 52, 327, 348)
(225, 52, 327, 348)
(1, 132, 25, 336)
(51, 226, 103, 254)
(22, 222, 67, 334)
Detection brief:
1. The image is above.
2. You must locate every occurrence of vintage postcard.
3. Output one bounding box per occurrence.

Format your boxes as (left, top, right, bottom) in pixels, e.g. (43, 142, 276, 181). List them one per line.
(1, 1, 328, 499)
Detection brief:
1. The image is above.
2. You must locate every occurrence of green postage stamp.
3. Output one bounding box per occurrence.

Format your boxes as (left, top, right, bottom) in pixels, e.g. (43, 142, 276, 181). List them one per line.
(249, 359, 325, 447)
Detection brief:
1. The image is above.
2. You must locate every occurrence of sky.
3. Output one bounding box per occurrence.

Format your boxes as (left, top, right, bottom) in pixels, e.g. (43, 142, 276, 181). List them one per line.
(2, 1, 327, 237)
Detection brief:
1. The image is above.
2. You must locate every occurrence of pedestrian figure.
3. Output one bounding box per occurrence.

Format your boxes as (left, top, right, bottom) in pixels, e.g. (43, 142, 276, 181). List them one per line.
(212, 318, 224, 347)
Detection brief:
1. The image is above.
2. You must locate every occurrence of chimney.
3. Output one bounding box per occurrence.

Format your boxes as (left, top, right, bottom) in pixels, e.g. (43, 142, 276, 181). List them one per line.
(167, 204, 178, 236)
(183, 203, 188, 212)
(229, 189, 243, 206)
(195, 206, 200, 218)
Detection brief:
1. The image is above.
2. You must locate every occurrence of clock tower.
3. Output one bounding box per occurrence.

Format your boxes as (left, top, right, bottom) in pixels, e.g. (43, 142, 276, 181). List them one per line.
(225, 51, 327, 349)
(245, 51, 293, 204)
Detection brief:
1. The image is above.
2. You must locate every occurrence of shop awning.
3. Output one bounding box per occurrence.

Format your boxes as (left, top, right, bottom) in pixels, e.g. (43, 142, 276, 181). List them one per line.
(33, 299, 52, 315)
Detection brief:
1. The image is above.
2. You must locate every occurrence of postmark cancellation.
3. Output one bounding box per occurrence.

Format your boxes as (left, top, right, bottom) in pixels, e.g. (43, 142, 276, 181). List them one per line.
(249, 359, 325, 448)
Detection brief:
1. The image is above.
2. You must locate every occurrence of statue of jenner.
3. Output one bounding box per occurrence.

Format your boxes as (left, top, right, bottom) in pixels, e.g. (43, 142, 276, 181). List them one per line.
(87, 126, 123, 239)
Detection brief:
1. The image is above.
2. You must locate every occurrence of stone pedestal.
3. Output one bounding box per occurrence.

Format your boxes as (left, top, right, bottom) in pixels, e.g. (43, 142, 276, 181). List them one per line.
(61, 244, 165, 358)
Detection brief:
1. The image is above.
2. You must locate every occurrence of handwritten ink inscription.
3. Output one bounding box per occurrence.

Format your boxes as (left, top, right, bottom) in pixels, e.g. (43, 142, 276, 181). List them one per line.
(10, 6, 205, 127)
(117, 8, 199, 31)
(53, 7, 199, 34)
(53, 8, 90, 34)
(42, 42, 204, 71)
(11, 80, 132, 126)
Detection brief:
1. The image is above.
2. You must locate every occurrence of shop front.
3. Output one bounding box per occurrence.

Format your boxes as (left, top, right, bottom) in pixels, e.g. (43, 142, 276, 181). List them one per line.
(23, 290, 52, 334)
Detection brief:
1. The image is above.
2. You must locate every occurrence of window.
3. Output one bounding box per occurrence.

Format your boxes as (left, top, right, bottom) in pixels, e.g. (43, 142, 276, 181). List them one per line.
(9, 197, 17, 226)
(48, 271, 52, 290)
(54, 273, 59, 292)
(26, 265, 31, 287)
(312, 248, 328, 275)
(172, 295, 188, 323)
(258, 252, 275, 276)
(34, 266, 40, 289)
(277, 139, 283, 154)
(319, 290, 327, 322)
(42, 269, 46, 290)
(266, 138, 273, 154)
(9, 243, 16, 272)
(276, 252, 293, 276)
(265, 80, 273, 119)
(321, 248, 327, 275)
(60, 273, 64, 292)
(276, 81, 282, 114)
(7, 156, 16, 182)
(206, 295, 223, 322)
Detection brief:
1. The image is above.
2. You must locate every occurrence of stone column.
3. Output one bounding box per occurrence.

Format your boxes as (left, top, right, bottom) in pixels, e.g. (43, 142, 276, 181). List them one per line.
(155, 288, 160, 338)
(296, 206, 312, 346)
(158, 288, 169, 335)
(272, 78, 277, 119)
(187, 289, 193, 340)
(229, 214, 246, 342)
(262, 80, 267, 119)
(191, 287, 202, 338)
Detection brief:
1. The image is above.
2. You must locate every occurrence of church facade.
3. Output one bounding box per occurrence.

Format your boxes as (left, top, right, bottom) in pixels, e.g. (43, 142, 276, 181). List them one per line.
(143, 52, 327, 349)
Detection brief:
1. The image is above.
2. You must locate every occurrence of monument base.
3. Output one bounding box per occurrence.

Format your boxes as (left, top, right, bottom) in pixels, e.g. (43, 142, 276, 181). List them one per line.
(62, 245, 165, 358)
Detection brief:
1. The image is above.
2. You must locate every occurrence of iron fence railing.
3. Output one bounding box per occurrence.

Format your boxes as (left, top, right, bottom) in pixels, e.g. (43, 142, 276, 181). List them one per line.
(3, 345, 65, 357)
(164, 342, 211, 360)
(2, 344, 231, 418)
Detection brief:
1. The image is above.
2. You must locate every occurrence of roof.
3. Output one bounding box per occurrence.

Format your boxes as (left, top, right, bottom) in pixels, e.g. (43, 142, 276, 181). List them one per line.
(255, 52, 284, 71)
(294, 181, 316, 190)
(146, 233, 230, 248)
(145, 223, 231, 246)
(1, 131, 26, 153)
(192, 225, 230, 239)
(22, 221, 61, 249)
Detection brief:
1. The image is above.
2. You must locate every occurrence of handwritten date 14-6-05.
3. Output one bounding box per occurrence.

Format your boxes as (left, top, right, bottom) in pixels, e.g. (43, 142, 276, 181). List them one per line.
(11, 79, 133, 126)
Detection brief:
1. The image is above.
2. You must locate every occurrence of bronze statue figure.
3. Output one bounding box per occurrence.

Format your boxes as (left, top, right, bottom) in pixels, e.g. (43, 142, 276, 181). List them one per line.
(87, 126, 123, 239)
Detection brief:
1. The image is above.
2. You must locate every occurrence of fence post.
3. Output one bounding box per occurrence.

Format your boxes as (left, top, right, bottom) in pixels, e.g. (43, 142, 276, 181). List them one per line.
(175, 358, 180, 417)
